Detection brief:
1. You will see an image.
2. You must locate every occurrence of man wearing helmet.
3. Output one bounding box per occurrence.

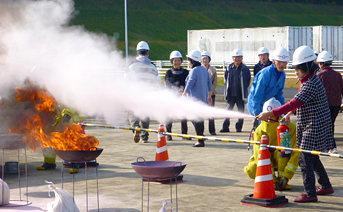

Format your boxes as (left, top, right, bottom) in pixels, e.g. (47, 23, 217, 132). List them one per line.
(165, 50, 189, 141)
(317, 51, 343, 154)
(247, 47, 289, 118)
(244, 98, 299, 191)
(201, 51, 218, 135)
(258, 46, 335, 203)
(253, 47, 272, 76)
(220, 49, 251, 133)
(127, 41, 159, 143)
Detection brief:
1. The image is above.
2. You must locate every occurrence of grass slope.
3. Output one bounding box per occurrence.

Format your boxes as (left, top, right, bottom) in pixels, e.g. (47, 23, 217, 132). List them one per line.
(70, 0, 343, 60)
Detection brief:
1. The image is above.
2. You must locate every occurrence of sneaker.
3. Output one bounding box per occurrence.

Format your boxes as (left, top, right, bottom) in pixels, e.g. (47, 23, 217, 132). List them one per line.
(219, 129, 230, 133)
(316, 186, 334, 195)
(36, 162, 56, 170)
(167, 135, 172, 141)
(210, 132, 216, 135)
(293, 193, 318, 203)
(133, 128, 141, 143)
(329, 148, 338, 154)
(236, 129, 242, 132)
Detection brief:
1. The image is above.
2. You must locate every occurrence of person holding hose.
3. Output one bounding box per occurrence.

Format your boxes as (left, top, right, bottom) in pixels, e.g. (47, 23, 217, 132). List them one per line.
(258, 46, 335, 203)
(244, 97, 299, 191)
(247, 47, 289, 127)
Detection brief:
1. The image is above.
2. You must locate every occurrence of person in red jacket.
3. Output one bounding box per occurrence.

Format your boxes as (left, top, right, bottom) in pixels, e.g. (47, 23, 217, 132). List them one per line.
(316, 51, 343, 154)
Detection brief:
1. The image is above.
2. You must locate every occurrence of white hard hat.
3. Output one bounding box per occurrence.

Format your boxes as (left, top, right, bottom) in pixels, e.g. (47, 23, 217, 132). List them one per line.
(272, 47, 289, 62)
(201, 51, 211, 59)
(232, 49, 243, 57)
(186, 50, 201, 62)
(136, 41, 150, 51)
(258, 47, 269, 55)
(314, 51, 320, 56)
(292, 46, 316, 66)
(170, 50, 183, 60)
(263, 97, 282, 112)
(317, 51, 333, 63)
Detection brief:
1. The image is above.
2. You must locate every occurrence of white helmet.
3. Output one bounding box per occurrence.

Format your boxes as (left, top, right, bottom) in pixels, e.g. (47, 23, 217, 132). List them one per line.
(232, 49, 243, 57)
(170, 50, 183, 60)
(292, 46, 316, 66)
(314, 51, 320, 56)
(317, 51, 333, 63)
(201, 51, 211, 59)
(272, 47, 289, 62)
(258, 47, 269, 55)
(186, 50, 201, 62)
(263, 97, 282, 112)
(136, 41, 150, 51)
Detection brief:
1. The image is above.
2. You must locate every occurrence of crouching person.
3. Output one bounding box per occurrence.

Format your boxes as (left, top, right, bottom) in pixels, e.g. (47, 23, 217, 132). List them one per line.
(244, 97, 299, 190)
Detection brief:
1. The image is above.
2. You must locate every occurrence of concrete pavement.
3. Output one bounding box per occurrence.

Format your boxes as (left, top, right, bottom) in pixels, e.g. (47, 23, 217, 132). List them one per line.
(1, 101, 342, 211)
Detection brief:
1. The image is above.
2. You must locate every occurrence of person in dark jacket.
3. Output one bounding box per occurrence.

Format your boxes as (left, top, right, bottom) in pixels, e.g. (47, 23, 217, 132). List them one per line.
(220, 49, 251, 132)
(165, 50, 189, 141)
(253, 47, 272, 76)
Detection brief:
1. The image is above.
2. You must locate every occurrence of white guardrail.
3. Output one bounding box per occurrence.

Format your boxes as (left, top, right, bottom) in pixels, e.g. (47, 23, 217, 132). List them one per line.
(153, 60, 343, 79)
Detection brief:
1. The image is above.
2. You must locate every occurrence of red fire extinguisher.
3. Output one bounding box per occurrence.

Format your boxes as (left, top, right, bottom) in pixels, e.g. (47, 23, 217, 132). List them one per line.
(277, 119, 291, 157)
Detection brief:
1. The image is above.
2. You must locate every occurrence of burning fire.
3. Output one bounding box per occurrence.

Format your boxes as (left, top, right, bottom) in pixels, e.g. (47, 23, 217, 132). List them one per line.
(2, 80, 99, 151)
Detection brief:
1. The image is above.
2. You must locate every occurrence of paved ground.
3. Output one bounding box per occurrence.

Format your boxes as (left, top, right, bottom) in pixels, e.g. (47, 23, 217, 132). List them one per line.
(1, 101, 343, 212)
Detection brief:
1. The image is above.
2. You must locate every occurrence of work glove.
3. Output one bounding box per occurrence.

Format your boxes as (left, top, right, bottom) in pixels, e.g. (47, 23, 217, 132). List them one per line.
(279, 176, 289, 190)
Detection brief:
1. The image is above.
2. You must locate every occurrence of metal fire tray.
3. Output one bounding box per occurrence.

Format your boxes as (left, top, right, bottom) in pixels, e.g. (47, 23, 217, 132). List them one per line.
(54, 148, 103, 163)
(131, 157, 187, 180)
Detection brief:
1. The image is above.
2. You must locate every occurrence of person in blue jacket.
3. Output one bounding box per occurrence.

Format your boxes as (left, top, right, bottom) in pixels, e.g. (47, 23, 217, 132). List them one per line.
(247, 47, 290, 117)
(182, 50, 212, 147)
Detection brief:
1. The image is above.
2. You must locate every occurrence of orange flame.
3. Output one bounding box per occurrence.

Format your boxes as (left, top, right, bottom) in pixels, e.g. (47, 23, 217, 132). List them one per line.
(5, 80, 99, 151)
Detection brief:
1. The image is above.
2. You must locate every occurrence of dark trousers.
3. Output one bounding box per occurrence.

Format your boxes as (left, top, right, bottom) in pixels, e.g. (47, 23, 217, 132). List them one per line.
(299, 153, 332, 197)
(131, 117, 150, 140)
(166, 119, 188, 134)
(222, 96, 244, 131)
(192, 120, 204, 142)
(329, 106, 340, 148)
(208, 95, 216, 133)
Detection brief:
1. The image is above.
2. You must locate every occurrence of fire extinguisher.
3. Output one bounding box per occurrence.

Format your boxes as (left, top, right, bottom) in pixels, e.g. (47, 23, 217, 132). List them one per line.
(277, 119, 291, 157)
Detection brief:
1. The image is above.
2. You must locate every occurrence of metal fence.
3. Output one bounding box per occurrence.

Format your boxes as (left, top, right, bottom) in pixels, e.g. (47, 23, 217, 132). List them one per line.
(153, 60, 343, 79)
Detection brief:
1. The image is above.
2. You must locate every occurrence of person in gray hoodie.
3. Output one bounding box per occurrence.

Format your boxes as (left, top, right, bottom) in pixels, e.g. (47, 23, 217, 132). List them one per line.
(127, 41, 159, 143)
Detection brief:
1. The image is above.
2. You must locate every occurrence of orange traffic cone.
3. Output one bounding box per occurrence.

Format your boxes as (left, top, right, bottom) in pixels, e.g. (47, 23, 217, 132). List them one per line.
(144, 124, 183, 184)
(155, 124, 169, 161)
(241, 135, 288, 207)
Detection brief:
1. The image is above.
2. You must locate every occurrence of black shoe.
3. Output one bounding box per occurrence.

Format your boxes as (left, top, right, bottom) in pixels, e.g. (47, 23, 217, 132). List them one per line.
(167, 135, 172, 141)
(219, 129, 230, 133)
(210, 132, 216, 135)
(192, 141, 205, 147)
(236, 129, 242, 132)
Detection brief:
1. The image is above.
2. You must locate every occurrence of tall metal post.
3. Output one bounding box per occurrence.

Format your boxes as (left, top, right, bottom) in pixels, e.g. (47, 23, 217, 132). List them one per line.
(124, 0, 129, 69)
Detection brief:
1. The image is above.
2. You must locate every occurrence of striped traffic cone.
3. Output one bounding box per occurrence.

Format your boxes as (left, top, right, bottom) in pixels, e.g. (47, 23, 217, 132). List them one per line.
(241, 135, 288, 207)
(145, 124, 183, 184)
(156, 124, 169, 161)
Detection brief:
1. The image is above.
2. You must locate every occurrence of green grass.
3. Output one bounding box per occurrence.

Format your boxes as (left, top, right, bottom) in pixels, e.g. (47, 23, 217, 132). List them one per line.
(70, 0, 343, 60)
